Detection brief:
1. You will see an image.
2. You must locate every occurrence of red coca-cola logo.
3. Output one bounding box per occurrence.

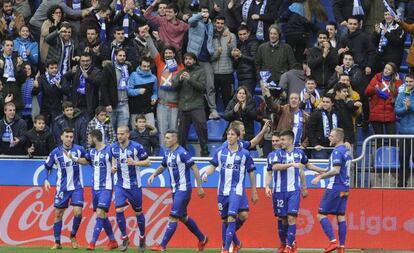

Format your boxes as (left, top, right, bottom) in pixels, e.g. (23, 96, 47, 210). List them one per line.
(0, 187, 172, 246)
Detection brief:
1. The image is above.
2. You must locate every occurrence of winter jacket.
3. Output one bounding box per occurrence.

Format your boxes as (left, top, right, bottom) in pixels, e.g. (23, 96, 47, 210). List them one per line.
(100, 61, 133, 108)
(127, 67, 158, 115)
(52, 109, 88, 147)
(13, 37, 39, 66)
(212, 29, 237, 74)
(332, 0, 354, 24)
(338, 29, 376, 70)
(29, 0, 82, 29)
(279, 7, 319, 38)
(399, 20, 414, 67)
(86, 117, 115, 148)
(307, 46, 338, 90)
(0, 10, 25, 39)
(372, 21, 405, 70)
(395, 88, 414, 134)
(105, 39, 138, 70)
(223, 97, 257, 140)
(279, 68, 306, 95)
(45, 30, 75, 73)
(130, 127, 160, 156)
(187, 14, 214, 58)
(307, 109, 339, 147)
(365, 73, 402, 123)
(234, 37, 259, 81)
(0, 115, 27, 155)
(75, 40, 110, 69)
(32, 74, 66, 116)
(172, 64, 206, 112)
(113, 10, 147, 39)
(24, 128, 55, 156)
(327, 65, 364, 93)
(255, 41, 296, 83)
(62, 66, 102, 118)
(0, 52, 25, 110)
(334, 99, 357, 144)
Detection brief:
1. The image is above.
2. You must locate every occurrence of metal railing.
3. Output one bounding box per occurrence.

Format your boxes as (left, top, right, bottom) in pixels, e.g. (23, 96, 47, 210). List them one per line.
(352, 134, 414, 189)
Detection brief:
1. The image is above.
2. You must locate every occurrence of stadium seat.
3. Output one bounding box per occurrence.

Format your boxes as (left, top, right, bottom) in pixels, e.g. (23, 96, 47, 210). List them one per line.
(188, 124, 198, 141)
(374, 146, 400, 170)
(207, 119, 228, 141)
(254, 121, 261, 135)
(158, 145, 166, 156)
(187, 144, 196, 157)
(208, 143, 222, 156)
(250, 150, 259, 158)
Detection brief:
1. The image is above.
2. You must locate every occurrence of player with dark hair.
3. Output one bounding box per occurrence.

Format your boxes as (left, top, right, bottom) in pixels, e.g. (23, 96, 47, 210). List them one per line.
(148, 129, 208, 251)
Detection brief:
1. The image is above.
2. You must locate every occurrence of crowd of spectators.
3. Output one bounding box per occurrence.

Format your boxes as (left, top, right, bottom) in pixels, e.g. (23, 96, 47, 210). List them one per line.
(0, 0, 413, 182)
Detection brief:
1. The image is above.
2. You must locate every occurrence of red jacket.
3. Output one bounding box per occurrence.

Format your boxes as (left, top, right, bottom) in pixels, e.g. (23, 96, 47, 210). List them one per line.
(365, 73, 402, 122)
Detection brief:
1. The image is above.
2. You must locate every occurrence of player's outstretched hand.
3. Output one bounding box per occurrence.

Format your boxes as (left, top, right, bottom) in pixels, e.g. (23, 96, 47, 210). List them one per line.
(148, 174, 155, 185)
(202, 173, 208, 182)
(311, 175, 321, 185)
(301, 188, 308, 198)
(251, 190, 258, 204)
(197, 187, 205, 198)
(265, 187, 272, 198)
(44, 180, 51, 192)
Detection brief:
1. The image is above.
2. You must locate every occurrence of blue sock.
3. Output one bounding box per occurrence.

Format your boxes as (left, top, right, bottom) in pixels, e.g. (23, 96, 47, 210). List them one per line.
(184, 217, 205, 241)
(287, 224, 296, 247)
(278, 219, 287, 245)
(103, 218, 115, 241)
(53, 220, 62, 244)
(320, 217, 336, 241)
(221, 223, 227, 247)
(224, 221, 236, 250)
(116, 212, 127, 237)
(161, 221, 177, 248)
(136, 213, 146, 237)
(232, 232, 240, 246)
(338, 221, 346, 246)
(71, 216, 82, 237)
(91, 217, 104, 243)
(235, 217, 245, 231)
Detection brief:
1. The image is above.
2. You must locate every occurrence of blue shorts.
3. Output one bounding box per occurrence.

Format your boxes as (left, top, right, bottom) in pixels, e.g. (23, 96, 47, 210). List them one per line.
(114, 186, 143, 212)
(272, 191, 300, 217)
(92, 189, 113, 212)
(170, 190, 191, 218)
(218, 192, 244, 218)
(54, 188, 84, 209)
(319, 189, 348, 215)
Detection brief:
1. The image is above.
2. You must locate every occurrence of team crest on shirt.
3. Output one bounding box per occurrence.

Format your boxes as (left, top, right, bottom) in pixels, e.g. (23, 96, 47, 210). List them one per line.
(235, 156, 241, 161)
(170, 155, 176, 160)
(99, 153, 104, 158)
(294, 153, 299, 158)
(127, 150, 133, 156)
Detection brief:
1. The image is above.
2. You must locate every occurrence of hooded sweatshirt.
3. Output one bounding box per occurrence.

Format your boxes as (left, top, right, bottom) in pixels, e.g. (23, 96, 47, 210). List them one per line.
(127, 67, 158, 114)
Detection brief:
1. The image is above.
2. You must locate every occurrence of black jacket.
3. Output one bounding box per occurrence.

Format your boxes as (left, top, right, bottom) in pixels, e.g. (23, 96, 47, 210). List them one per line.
(62, 66, 101, 118)
(234, 37, 259, 81)
(332, 0, 354, 24)
(24, 128, 55, 156)
(307, 109, 338, 147)
(279, 9, 319, 37)
(130, 128, 160, 156)
(104, 40, 139, 70)
(52, 109, 88, 148)
(100, 62, 133, 108)
(307, 46, 338, 90)
(0, 115, 27, 155)
(334, 99, 357, 144)
(112, 10, 147, 39)
(328, 65, 364, 93)
(0, 52, 25, 110)
(75, 40, 110, 69)
(338, 29, 376, 70)
(32, 74, 66, 115)
(224, 97, 257, 140)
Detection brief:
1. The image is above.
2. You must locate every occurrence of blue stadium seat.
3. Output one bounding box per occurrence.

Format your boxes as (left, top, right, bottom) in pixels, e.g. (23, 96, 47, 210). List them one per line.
(405, 34, 411, 47)
(250, 150, 259, 158)
(253, 95, 263, 107)
(187, 144, 196, 157)
(216, 94, 225, 115)
(188, 124, 198, 141)
(254, 121, 261, 135)
(208, 119, 228, 141)
(158, 145, 166, 156)
(208, 143, 222, 156)
(374, 146, 400, 170)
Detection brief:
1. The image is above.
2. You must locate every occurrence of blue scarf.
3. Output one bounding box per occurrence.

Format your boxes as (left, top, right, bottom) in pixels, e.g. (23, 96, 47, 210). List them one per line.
(45, 72, 61, 86)
(191, 0, 199, 7)
(352, 0, 364, 16)
(116, 0, 142, 38)
(322, 111, 338, 138)
(65, 0, 81, 11)
(292, 110, 303, 147)
(78, 70, 86, 95)
(300, 88, 320, 114)
(61, 43, 72, 74)
(18, 39, 29, 61)
(2, 120, 14, 146)
(21, 78, 34, 116)
(115, 63, 129, 90)
(3, 55, 15, 82)
(242, 0, 267, 40)
(378, 22, 399, 53)
(96, 13, 107, 43)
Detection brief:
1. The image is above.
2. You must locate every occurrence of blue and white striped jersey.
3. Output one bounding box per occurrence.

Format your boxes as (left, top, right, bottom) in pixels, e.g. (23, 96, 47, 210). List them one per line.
(111, 140, 149, 189)
(161, 145, 194, 193)
(44, 145, 86, 192)
(85, 145, 113, 190)
(267, 148, 308, 192)
(210, 145, 255, 196)
(327, 145, 352, 192)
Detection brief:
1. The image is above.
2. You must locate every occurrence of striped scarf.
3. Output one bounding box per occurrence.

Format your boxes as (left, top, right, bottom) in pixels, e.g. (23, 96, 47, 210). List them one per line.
(116, 0, 142, 38)
(378, 22, 399, 53)
(242, 0, 267, 40)
(21, 78, 34, 116)
(65, 0, 81, 11)
(96, 13, 107, 43)
(300, 88, 320, 114)
(45, 72, 62, 86)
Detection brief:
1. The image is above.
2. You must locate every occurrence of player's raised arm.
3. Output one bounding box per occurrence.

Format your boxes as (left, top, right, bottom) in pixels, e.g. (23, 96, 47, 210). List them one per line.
(311, 166, 340, 185)
(249, 119, 271, 148)
(148, 165, 166, 185)
(191, 164, 205, 198)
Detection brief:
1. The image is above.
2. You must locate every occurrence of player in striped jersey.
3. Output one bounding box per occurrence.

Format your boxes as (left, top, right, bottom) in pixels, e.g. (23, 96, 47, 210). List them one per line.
(111, 126, 151, 252)
(310, 128, 352, 253)
(203, 127, 258, 253)
(148, 129, 208, 252)
(74, 130, 118, 251)
(44, 128, 86, 250)
(265, 130, 309, 253)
